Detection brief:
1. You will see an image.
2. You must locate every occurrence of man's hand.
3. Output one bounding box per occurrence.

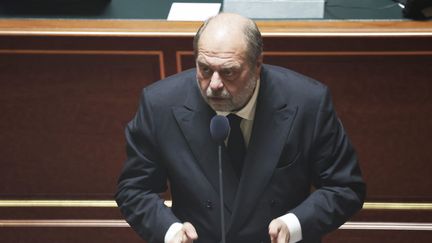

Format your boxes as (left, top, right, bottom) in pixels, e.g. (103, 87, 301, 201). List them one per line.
(168, 222, 198, 243)
(268, 218, 290, 243)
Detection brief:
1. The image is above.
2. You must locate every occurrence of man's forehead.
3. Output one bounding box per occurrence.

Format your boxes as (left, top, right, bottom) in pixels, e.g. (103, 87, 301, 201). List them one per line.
(197, 36, 247, 65)
(200, 32, 246, 50)
(197, 52, 243, 67)
(197, 49, 243, 59)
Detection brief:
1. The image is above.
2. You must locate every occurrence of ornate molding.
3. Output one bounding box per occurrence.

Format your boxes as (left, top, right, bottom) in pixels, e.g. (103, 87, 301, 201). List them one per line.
(1, 219, 431, 231)
(0, 200, 430, 210)
(1, 19, 432, 37)
(0, 49, 166, 79)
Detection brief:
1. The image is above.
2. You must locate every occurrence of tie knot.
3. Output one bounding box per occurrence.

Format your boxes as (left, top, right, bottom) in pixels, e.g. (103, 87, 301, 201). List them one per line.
(227, 114, 242, 127)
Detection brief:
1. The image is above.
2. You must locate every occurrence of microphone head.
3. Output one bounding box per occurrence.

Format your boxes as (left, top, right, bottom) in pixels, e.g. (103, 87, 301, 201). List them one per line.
(210, 115, 230, 144)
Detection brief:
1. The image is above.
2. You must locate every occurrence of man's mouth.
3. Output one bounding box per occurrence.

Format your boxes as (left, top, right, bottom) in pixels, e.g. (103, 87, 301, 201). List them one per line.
(208, 95, 225, 99)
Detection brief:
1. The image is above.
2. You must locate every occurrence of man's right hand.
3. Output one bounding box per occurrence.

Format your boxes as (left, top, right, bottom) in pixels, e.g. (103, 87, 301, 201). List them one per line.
(168, 222, 198, 243)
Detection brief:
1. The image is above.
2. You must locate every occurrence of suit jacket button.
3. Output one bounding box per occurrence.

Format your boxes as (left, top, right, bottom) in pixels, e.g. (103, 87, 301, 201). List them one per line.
(270, 200, 276, 207)
(205, 200, 213, 209)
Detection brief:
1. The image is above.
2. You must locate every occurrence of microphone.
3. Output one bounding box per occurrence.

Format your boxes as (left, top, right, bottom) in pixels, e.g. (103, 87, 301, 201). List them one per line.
(210, 115, 230, 243)
(210, 115, 230, 144)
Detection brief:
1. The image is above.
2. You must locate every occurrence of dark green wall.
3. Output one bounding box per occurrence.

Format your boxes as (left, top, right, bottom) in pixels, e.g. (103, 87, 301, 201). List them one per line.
(0, 0, 404, 20)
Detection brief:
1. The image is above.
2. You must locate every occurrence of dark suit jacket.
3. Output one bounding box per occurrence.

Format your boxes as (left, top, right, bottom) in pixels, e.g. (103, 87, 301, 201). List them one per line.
(115, 64, 366, 243)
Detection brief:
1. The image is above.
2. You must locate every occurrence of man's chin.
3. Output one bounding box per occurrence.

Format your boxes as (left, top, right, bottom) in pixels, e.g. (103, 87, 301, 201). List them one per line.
(208, 101, 233, 112)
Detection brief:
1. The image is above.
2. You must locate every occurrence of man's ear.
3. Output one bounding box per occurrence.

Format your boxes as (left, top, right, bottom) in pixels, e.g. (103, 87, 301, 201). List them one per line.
(256, 54, 263, 72)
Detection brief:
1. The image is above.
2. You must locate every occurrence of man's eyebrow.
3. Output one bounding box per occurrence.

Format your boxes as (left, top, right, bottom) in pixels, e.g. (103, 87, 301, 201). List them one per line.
(196, 60, 209, 66)
(221, 63, 241, 69)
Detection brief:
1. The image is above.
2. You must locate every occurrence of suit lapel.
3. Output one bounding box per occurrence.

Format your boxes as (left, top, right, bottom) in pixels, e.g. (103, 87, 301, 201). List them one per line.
(227, 76, 298, 234)
(172, 82, 238, 213)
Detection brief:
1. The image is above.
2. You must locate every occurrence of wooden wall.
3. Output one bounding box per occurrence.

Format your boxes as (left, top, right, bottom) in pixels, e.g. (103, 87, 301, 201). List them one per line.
(0, 20, 431, 242)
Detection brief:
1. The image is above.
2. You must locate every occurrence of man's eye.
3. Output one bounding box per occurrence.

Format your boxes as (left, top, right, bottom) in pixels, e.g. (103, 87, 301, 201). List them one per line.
(201, 67, 212, 75)
(222, 69, 235, 77)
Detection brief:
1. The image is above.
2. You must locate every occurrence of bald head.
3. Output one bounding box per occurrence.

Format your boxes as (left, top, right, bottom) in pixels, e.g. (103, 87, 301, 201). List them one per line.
(202, 13, 251, 32)
(193, 13, 263, 66)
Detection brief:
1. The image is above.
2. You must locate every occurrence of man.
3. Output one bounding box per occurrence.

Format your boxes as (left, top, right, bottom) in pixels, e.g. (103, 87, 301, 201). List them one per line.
(116, 13, 366, 243)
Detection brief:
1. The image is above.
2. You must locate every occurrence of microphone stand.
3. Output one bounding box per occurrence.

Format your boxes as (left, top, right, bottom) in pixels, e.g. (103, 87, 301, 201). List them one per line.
(218, 144, 226, 243)
(210, 115, 229, 243)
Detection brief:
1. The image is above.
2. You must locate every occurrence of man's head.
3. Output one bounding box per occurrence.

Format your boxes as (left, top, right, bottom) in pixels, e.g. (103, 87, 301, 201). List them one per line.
(193, 13, 263, 112)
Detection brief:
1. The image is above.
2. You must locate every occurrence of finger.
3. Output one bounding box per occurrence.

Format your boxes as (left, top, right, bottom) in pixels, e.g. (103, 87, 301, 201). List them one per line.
(277, 230, 287, 243)
(181, 233, 187, 243)
(170, 230, 186, 243)
(268, 219, 281, 238)
(183, 222, 198, 240)
(272, 219, 289, 243)
(270, 233, 277, 243)
(182, 231, 193, 243)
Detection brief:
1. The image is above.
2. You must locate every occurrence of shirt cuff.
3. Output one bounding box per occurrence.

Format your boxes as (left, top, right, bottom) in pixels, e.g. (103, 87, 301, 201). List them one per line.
(164, 222, 183, 243)
(279, 213, 302, 243)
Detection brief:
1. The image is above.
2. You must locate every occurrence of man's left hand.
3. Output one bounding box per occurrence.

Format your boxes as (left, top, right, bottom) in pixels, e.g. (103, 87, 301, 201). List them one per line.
(268, 218, 290, 243)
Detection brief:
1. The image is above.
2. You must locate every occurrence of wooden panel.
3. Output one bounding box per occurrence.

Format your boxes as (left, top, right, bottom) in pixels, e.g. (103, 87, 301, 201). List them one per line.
(1, 221, 431, 243)
(0, 227, 143, 243)
(0, 207, 122, 219)
(0, 51, 161, 199)
(324, 229, 432, 243)
(353, 209, 432, 223)
(1, 228, 431, 243)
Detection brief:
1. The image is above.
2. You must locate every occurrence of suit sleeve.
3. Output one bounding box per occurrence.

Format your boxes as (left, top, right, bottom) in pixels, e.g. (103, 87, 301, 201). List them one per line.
(290, 87, 366, 241)
(115, 88, 180, 242)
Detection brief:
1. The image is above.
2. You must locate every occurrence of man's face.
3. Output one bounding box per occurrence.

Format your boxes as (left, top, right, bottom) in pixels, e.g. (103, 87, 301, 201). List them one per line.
(196, 39, 260, 112)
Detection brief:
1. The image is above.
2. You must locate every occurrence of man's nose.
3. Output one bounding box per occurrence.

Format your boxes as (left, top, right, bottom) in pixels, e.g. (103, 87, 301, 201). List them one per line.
(209, 72, 223, 91)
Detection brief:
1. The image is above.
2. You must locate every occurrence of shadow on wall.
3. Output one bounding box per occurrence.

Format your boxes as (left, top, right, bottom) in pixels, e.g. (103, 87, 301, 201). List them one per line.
(402, 0, 432, 19)
(0, 0, 111, 17)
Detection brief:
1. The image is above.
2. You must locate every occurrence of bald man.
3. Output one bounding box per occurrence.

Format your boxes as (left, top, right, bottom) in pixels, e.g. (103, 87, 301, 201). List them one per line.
(116, 13, 365, 243)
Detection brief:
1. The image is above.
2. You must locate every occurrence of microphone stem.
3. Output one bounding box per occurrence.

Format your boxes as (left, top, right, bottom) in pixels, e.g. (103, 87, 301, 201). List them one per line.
(218, 145, 226, 243)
